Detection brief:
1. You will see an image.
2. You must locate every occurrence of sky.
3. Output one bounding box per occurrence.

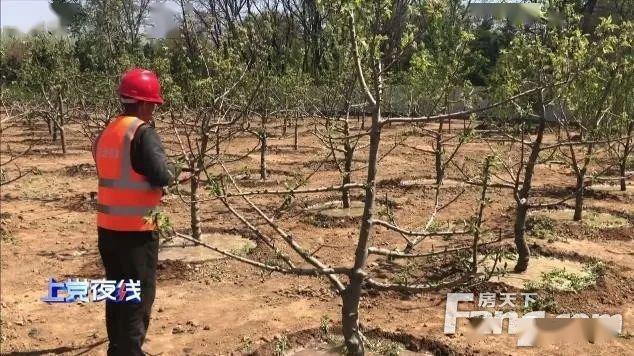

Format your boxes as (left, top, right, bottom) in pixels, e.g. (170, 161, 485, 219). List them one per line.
(0, 0, 181, 35)
(1, 0, 59, 32)
(0, 0, 537, 34)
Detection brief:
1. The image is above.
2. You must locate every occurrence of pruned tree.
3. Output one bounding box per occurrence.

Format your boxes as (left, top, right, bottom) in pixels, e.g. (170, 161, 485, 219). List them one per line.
(604, 22, 634, 192)
(484, 3, 606, 271)
(551, 17, 631, 220)
(169, 61, 262, 239)
(18, 32, 80, 154)
(5, 1, 631, 355)
(393, 1, 480, 252)
(607, 103, 634, 192)
(156, 2, 524, 354)
(0, 106, 38, 186)
(311, 68, 365, 208)
(336, 1, 539, 351)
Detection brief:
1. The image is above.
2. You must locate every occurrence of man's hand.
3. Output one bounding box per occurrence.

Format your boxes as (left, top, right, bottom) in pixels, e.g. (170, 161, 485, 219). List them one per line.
(166, 161, 183, 187)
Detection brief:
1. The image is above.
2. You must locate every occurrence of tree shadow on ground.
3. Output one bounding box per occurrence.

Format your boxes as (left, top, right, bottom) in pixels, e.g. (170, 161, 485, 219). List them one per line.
(5, 338, 107, 355)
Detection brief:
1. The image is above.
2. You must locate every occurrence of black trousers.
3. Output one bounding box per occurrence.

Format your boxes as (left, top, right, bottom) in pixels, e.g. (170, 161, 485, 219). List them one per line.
(98, 228, 159, 356)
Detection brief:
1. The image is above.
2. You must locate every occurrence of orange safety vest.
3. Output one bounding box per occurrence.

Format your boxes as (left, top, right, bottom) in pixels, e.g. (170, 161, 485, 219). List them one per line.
(94, 116, 162, 231)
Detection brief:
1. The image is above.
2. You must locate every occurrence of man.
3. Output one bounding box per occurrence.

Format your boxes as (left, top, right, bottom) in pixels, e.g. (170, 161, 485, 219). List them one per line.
(93, 68, 172, 355)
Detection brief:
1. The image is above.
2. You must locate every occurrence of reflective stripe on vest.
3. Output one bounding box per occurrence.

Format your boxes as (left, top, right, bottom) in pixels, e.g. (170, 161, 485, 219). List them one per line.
(98, 178, 152, 190)
(96, 204, 154, 216)
(95, 116, 162, 231)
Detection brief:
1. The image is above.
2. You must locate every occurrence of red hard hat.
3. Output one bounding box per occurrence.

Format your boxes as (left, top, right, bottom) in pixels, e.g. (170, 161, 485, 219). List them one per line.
(118, 68, 164, 105)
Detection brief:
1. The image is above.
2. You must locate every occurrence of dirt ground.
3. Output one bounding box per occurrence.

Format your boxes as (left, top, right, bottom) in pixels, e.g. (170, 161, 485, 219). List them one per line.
(1, 117, 633, 355)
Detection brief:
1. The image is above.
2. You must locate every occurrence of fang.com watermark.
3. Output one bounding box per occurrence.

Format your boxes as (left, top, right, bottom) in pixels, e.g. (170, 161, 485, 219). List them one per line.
(443, 292, 623, 347)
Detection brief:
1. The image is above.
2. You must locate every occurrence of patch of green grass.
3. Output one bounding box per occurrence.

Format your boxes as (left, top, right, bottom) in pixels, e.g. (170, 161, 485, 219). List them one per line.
(0, 214, 16, 244)
(284, 169, 307, 189)
(526, 215, 559, 241)
(583, 261, 606, 278)
(240, 336, 253, 352)
(392, 260, 417, 285)
(426, 219, 444, 233)
(544, 268, 590, 292)
(524, 261, 604, 293)
(366, 337, 404, 356)
(582, 212, 628, 229)
(239, 165, 250, 178)
(324, 333, 345, 350)
(264, 255, 289, 268)
(274, 335, 289, 356)
(320, 315, 331, 336)
(65, 163, 94, 176)
(0, 229, 15, 244)
(230, 242, 255, 256)
(375, 204, 392, 220)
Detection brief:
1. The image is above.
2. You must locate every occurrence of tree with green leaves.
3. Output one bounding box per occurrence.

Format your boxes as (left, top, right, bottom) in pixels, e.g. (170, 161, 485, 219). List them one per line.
(337, 0, 522, 352)
(19, 32, 83, 153)
(554, 17, 633, 220)
(483, 2, 627, 271)
(606, 55, 634, 192)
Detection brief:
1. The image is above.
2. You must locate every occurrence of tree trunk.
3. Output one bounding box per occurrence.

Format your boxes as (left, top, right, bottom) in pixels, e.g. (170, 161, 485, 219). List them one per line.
(342, 148, 353, 209)
(342, 106, 381, 355)
(57, 124, 67, 154)
(434, 148, 444, 185)
(574, 143, 593, 221)
(45, 115, 52, 134)
(573, 172, 585, 221)
(620, 123, 633, 191)
(513, 203, 531, 272)
(52, 118, 58, 141)
(294, 116, 299, 150)
(513, 92, 547, 273)
(190, 116, 210, 241)
(260, 132, 268, 180)
(56, 91, 67, 154)
(472, 157, 492, 272)
(215, 130, 220, 155)
(342, 120, 353, 208)
(434, 120, 444, 185)
(190, 172, 202, 240)
(620, 161, 627, 191)
(342, 13, 382, 353)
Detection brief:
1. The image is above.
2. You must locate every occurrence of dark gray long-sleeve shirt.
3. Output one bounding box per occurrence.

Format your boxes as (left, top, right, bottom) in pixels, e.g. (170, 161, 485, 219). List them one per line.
(130, 124, 171, 187)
